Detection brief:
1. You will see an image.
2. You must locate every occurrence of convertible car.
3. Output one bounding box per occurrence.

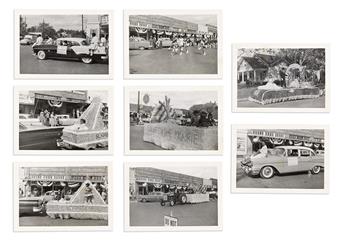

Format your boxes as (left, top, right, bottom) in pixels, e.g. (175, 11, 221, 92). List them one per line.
(32, 37, 108, 64)
(241, 146, 324, 179)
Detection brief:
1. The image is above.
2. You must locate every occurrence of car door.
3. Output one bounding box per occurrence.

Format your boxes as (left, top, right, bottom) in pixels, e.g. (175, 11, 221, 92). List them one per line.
(285, 148, 300, 173)
(56, 40, 68, 58)
(298, 149, 315, 171)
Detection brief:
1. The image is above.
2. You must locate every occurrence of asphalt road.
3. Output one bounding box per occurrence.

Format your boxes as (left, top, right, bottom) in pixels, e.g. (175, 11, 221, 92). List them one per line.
(130, 125, 165, 150)
(237, 96, 326, 108)
(236, 159, 324, 189)
(19, 214, 108, 226)
(20, 45, 108, 74)
(130, 200, 218, 226)
(129, 46, 218, 74)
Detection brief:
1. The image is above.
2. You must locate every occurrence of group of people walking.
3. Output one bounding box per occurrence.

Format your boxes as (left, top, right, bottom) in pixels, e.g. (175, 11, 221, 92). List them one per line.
(39, 109, 58, 127)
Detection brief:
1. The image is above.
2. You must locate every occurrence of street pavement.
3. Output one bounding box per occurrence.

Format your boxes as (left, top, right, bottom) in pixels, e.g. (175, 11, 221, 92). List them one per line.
(129, 46, 218, 74)
(130, 200, 218, 226)
(19, 214, 108, 226)
(19, 127, 63, 150)
(236, 160, 324, 189)
(130, 125, 165, 150)
(20, 45, 108, 74)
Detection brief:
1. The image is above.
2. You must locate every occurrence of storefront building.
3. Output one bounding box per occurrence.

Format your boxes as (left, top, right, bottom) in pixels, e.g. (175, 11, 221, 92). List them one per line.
(237, 129, 325, 156)
(20, 166, 108, 197)
(128, 15, 216, 39)
(84, 14, 109, 39)
(129, 167, 217, 196)
(19, 90, 89, 118)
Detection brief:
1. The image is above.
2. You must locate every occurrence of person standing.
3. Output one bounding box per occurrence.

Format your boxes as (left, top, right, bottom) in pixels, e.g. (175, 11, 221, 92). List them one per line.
(84, 183, 94, 204)
(279, 67, 287, 87)
(32, 34, 43, 48)
(90, 33, 98, 56)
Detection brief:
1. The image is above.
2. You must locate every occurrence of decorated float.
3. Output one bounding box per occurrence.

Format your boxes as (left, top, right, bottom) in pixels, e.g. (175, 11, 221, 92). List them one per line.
(46, 180, 108, 220)
(142, 96, 218, 150)
(249, 63, 321, 105)
(57, 97, 108, 150)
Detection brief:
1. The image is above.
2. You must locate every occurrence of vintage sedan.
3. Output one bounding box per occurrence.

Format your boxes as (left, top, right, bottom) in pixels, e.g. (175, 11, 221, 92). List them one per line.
(32, 37, 108, 64)
(19, 196, 45, 216)
(129, 37, 152, 50)
(137, 192, 164, 202)
(241, 146, 324, 179)
(157, 37, 172, 47)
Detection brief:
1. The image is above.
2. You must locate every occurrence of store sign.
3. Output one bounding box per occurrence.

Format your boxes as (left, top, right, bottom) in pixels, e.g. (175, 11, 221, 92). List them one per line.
(164, 215, 178, 226)
(136, 176, 162, 183)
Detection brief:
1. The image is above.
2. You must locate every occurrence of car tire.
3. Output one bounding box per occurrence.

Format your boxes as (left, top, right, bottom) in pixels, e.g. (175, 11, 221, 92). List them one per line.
(142, 198, 147, 203)
(139, 46, 145, 50)
(260, 166, 275, 179)
(37, 50, 46, 60)
(160, 201, 165, 206)
(311, 166, 321, 174)
(169, 200, 175, 207)
(180, 194, 187, 204)
(81, 57, 93, 64)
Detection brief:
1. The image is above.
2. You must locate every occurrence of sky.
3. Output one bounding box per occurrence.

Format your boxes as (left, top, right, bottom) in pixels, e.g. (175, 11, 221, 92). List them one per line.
(153, 166, 218, 179)
(129, 91, 218, 110)
(166, 15, 217, 26)
(22, 15, 85, 31)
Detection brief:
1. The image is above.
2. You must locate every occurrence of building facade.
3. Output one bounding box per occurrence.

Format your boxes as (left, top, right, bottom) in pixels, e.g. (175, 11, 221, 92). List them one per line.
(20, 166, 108, 197)
(129, 167, 217, 196)
(83, 14, 109, 39)
(236, 129, 325, 156)
(19, 90, 89, 118)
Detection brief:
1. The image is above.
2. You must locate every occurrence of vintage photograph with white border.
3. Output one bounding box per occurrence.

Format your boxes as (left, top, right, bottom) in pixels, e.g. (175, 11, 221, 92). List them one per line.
(14, 9, 114, 80)
(232, 43, 330, 112)
(124, 161, 222, 231)
(231, 124, 329, 194)
(14, 86, 113, 155)
(124, 86, 223, 155)
(123, 9, 223, 79)
(13, 161, 113, 232)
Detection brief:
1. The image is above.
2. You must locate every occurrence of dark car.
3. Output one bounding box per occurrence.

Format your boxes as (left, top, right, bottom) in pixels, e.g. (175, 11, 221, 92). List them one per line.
(19, 196, 45, 216)
(32, 37, 108, 64)
(137, 191, 164, 202)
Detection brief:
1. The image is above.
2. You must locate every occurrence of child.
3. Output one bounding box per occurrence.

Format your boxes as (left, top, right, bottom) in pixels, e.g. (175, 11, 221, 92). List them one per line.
(84, 183, 94, 204)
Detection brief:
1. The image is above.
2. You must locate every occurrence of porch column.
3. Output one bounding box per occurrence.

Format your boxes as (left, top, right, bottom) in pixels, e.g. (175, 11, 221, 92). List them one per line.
(241, 72, 245, 83)
(247, 71, 250, 81)
(237, 72, 240, 82)
(253, 70, 257, 82)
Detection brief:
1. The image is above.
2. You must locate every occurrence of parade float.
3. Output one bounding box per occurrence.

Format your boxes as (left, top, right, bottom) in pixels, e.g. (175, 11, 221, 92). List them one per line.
(46, 180, 108, 220)
(57, 97, 108, 150)
(142, 96, 218, 150)
(249, 63, 321, 105)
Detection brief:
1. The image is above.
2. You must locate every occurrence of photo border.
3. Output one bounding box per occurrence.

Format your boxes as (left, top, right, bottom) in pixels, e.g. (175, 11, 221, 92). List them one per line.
(14, 9, 114, 80)
(124, 161, 222, 231)
(231, 124, 330, 194)
(123, 9, 223, 80)
(124, 86, 223, 155)
(231, 43, 330, 113)
(13, 85, 114, 155)
(13, 161, 113, 232)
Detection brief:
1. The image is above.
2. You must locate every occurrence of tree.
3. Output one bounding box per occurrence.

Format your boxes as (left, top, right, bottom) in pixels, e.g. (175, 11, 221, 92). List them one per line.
(277, 49, 325, 70)
(19, 15, 27, 36)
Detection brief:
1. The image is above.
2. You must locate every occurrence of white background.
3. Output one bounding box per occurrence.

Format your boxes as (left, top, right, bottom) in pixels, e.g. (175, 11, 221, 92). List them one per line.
(1, 0, 343, 244)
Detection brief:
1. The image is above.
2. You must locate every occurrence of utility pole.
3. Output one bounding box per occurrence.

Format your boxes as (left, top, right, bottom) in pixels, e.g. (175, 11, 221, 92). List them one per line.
(42, 18, 45, 36)
(81, 14, 84, 37)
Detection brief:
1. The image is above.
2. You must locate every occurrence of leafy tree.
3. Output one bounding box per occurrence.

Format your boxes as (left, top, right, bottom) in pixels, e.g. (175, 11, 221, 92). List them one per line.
(19, 16, 27, 36)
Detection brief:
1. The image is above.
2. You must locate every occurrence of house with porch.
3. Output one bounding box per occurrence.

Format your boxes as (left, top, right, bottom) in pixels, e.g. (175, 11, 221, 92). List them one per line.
(237, 53, 290, 84)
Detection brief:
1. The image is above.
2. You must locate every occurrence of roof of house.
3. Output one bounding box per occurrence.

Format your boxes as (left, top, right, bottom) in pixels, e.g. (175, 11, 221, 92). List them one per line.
(241, 57, 268, 69)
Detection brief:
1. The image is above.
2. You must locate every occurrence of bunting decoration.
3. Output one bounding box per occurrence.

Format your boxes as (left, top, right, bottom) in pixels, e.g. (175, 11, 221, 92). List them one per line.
(269, 138, 284, 145)
(48, 100, 63, 108)
(135, 27, 147, 34)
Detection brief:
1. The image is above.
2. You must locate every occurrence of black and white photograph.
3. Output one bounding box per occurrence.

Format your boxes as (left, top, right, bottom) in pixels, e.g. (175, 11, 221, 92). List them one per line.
(124, 162, 222, 231)
(15, 10, 113, 79)
(14, 86, 113, 155)
(124, 10, 222, 79)
(231, 125, 329, 193)
(13, 162, 112, 231)
(125, 86, 223, 155)
(232, 44, 329, 112)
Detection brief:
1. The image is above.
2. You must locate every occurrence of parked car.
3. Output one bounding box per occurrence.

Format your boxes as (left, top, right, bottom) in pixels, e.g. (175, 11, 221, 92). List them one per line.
(55, 114, 78, 126)
(20, 35, 35, 45)
(157, 37, 172, 47)
(19, 196, 45, 216)
(129, 37, 152, 50)
(32, 37, 108, 64)
(137, 192, 164, 202)
(241, 146, 324, 179)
